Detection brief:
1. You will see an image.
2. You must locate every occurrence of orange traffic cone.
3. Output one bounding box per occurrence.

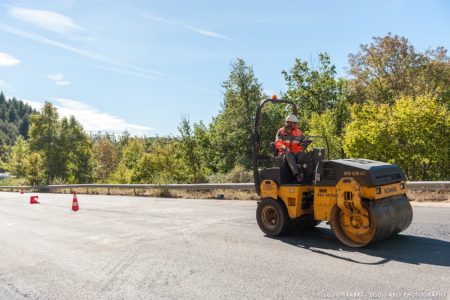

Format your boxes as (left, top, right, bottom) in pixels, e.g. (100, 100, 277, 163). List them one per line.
(72, 192, 79, 212)
(30, 195, 39, 204)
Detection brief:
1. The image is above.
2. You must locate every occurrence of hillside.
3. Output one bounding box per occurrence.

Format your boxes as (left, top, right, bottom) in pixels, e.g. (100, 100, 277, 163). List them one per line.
(0, 92, 36, 146)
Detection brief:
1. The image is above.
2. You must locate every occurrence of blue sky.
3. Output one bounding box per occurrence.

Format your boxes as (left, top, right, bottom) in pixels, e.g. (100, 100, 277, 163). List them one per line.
(0, 0, 449, 136)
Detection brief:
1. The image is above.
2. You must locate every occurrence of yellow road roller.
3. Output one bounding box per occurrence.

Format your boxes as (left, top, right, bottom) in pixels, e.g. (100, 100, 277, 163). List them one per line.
(252, 97, 413, 247)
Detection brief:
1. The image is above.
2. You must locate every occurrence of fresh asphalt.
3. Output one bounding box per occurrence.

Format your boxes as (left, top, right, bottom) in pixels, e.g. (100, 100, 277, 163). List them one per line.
(0, 192, 449, 299)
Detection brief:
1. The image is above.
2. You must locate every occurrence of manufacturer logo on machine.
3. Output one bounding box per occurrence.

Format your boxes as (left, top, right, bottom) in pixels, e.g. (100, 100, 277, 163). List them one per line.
(384, 187, 397, 193)
(344, 171, 367, 176)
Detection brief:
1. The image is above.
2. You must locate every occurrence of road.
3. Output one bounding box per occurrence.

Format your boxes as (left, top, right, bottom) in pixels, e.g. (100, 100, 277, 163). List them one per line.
(0, 192, 449, 300)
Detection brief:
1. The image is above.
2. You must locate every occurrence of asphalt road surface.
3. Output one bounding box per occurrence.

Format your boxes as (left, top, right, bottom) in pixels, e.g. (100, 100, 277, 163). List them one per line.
(1, 192, 449, 300)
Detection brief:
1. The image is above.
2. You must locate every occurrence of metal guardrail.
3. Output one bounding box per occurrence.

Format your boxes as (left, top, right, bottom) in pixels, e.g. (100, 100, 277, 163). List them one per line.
(405, 181, 450, 190)
(0, 181, 448, 193)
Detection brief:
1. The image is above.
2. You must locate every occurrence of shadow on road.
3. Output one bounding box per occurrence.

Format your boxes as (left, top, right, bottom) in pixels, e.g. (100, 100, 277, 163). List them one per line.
(275, 227, 450, 267)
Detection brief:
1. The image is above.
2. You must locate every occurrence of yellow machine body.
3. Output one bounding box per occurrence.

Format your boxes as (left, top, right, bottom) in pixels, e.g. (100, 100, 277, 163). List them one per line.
(261, 178, 407, 222)
(260, 179, 314, 219)
(313, 179, 406, 221)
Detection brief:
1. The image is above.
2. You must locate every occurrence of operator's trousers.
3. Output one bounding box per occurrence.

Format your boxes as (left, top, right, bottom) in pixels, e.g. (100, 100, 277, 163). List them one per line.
(284, 151, 305, 178)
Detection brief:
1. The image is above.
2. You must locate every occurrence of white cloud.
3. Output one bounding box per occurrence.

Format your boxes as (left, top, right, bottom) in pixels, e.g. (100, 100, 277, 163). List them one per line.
(142, 14, 232, 41)
(47, 73, 63, 81)
(47, 73, 71, 86)
(55, 81, 70, 86)
(55, 98, 153, 135)
(0, 52, 21, 66)
(0, 25, 167, 79)
(8, 6, 82, 34)
(23, 97, 153, 135)
(68, 35, 98, 42)
(22, 99, 43, 110)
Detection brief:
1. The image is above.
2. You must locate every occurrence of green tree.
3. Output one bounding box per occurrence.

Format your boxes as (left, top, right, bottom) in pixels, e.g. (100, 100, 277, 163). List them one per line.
(29, 102, 64, 182)
(110, 138, 146, 183)
(93, 137, 119, 182)
(343, 95, 450, 180)
(122, 138, 146, 169)
(210, 58, 264, 172)
(132, 139, 188, 184)
(0, 93, 35, 144)
(4, 136, 30, 177)
(193, 121, 215, 173)
(28, 102, 94, 183)
(178, 116, 210, 183)
(307, 110, 342, 159)
(348, 34, 450, 106)
(60, 116, 94, 183)
(283, 53, 348, 131)
(24, 152, 46, 185)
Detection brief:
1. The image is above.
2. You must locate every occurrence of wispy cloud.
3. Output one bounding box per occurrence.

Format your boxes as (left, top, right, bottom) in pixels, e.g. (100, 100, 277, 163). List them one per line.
(68, 35, 98, 42)
(0, 25, 166, 79)
(47, 73, 71, 86)
(142, 14, 232, 41)
(55, 98, 153, 135)
(8, 6, 82, 34)
(21, 98, 42, 110)
(23, 98, 153, 135)
(0, 52, 21, 66)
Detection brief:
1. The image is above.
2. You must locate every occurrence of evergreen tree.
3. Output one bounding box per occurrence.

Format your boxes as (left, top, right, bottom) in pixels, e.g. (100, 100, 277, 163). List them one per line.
(210, 59, 264, 172)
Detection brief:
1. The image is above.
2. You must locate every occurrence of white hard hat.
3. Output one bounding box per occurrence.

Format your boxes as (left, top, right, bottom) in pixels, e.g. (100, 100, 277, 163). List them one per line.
(285, 114, 298, 123)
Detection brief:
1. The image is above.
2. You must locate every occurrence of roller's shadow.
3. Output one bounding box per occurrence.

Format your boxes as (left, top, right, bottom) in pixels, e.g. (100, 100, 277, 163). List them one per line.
(274, 226, 450, 267)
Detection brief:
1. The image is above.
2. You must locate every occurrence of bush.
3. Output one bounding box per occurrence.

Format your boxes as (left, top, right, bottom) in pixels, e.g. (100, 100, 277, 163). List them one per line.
(343, 95, 450, 180)
(207, 165, 253, 183)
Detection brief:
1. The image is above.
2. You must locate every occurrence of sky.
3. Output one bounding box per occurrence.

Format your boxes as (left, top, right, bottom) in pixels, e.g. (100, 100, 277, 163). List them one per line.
(0, 0, 449, 136)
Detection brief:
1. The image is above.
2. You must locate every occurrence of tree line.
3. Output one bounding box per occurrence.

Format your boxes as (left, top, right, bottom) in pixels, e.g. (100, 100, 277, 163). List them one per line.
(0, 34, 449, 184)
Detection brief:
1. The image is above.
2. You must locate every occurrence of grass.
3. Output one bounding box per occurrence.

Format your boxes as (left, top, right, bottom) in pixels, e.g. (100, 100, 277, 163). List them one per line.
(407, 189, 450, 202)
(0, 177, 26, 187)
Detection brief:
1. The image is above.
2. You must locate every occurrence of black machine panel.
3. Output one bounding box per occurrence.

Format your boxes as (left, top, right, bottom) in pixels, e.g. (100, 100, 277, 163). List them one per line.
(316, 158, 406, 187)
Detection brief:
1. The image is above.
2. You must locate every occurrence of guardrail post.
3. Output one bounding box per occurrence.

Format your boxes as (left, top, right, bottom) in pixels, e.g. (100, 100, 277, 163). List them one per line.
(107, 187, 110, 195)
(133, 188, 136, 196)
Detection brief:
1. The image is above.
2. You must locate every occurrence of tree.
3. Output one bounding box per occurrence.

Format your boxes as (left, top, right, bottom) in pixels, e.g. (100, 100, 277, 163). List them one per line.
(283, 53, 348, 131)
(28, 102, 94, 183)
(178, 116, 210, 183)
(307, 110, 342, 159)
(122, 138, 146, 169)
(60, 116, 94, 183)
(0, 93, 35, 144)
(283, 53, 350, 156)
(132, 139, 188, 184)
(210, 58, 265, 172)
(110, 138, 146, 183)
(348, 34, 450, 106)
(24, 152, 46, 185)
(29, 102, 64, 182)
(343, 95, 449, 180)
(93, 137, 119, 182)
(4, 136, 29, 177)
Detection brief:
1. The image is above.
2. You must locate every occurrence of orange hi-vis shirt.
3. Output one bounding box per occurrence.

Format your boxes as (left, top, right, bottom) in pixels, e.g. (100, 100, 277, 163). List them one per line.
(275, 127, 304, 155)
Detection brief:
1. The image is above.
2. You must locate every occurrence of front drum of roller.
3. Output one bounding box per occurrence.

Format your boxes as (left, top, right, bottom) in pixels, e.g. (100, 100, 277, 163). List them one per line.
(330, 195, 413, 247)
